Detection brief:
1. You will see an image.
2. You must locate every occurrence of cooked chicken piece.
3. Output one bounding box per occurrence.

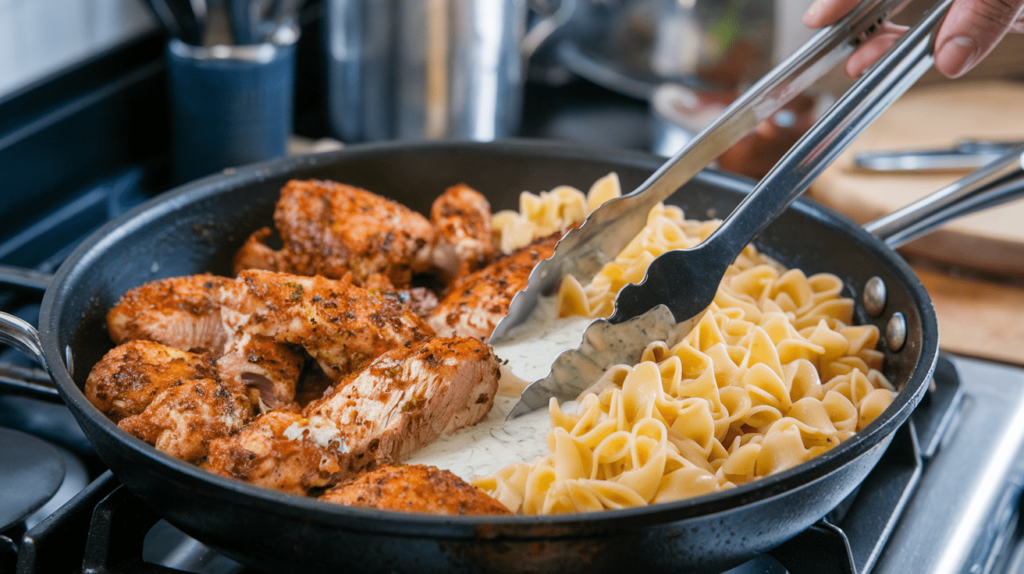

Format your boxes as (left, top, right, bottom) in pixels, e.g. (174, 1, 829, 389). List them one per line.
(320, 465, 510, 515)
(219, 270, 433, 381)
(216, 334, 305, 410)
(402, 287, 440, 319)
(232, 227, 285, 275)
(107, 274, 231, 354)
(367, 286, 439, 321)
(118, 378, 252, 464)
(305, 337, 500, 475)
(427, 233, 559, 340)
(430, 183, 494, 281)
(203, 411, 344, 495)
(85, 340, 219, 423)
(360, 272, 396, 291)
(233, 179, 437, 288)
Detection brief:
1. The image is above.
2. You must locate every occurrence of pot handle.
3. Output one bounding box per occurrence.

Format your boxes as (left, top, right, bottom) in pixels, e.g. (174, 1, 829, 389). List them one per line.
(864, 146, 1024, 249)
(0, 311, 49, 371)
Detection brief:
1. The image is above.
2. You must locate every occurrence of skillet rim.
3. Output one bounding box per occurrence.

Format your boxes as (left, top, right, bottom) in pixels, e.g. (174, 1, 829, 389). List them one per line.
(38, 138, 938, 536)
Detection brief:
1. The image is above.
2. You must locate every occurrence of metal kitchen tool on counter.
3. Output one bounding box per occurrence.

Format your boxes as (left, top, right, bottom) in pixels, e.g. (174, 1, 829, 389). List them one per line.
(510, 144, 1024, 418)
(488, 0, 923, 344)
(854, 139, 1024, 172)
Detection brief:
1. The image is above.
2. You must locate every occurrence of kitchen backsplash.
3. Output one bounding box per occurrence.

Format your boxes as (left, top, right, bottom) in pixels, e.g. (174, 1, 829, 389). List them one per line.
(0, 0, 155, 99)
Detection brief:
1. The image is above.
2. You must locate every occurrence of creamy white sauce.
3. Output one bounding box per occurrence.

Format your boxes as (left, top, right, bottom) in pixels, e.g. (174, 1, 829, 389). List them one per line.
(490, 297, 593, 387)
(405, 297, 593, 481)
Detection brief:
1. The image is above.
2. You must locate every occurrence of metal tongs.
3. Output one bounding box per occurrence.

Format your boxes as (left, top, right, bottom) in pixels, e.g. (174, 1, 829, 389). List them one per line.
(855, 140, 1024, 172)
(504, 0, 961, 418)
(509, 144, 1024, 418)
(491, 0, 930, 343)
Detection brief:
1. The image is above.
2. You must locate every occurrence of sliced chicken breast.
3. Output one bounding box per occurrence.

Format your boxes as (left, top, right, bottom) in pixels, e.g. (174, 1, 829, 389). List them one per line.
(85, 340, 219, 423)
(305, 337, 500, 475)
(319, 464, 510, 515)
(427, 233, 559, 340)
(106, 274, 231, 354)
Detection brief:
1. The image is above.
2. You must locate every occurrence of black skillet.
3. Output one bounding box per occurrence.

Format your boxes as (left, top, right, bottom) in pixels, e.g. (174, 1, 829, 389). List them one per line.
(0, 140, 950, 573)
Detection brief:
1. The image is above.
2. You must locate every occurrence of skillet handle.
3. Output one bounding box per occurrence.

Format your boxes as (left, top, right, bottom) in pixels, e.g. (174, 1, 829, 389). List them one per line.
(0, 311, 49, 370)
(864, 147, 1024, 249)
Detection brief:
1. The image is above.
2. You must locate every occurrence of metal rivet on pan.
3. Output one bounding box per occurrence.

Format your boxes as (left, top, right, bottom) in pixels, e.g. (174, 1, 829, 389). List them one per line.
(65, 345, 74, 378)
(863, 276, 887, 317)
(886, 312, 907, 352)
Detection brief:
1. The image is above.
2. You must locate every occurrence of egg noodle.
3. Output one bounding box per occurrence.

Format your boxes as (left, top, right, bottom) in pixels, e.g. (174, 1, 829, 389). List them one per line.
(473, 173, 896, 514)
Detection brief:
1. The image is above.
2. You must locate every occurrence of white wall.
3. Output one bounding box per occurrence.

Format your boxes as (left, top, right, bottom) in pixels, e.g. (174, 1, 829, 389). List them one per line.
(0, 0, 157, 99)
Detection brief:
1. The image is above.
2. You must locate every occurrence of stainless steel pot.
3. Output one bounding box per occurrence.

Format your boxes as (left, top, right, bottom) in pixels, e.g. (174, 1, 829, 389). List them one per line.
(324, 0, 572, 142)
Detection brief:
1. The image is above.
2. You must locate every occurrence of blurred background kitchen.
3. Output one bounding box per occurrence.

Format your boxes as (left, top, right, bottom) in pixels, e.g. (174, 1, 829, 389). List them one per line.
(3, 2, 1024, 573)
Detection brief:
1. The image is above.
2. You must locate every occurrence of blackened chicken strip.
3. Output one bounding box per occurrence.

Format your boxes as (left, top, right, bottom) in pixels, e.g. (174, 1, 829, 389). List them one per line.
(106, 274, 231, 354)
(303, 337, 500, 475)
(118, 377, 252, 464)
(430, 183, 495, 282)
(85, 340, 220, 423)
(234, 180, 437, 288)
(216, 334, 306, 410)
(320, 464, 510, 515)
(219, 270, 433, 382)
(427, 233, 559, 340)
(203, 411, 343, 496)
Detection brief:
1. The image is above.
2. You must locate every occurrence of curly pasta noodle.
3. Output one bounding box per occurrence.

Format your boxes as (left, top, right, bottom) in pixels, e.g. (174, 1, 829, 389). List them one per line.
(491, 172, 621, 254)
(473, 176, 896, 515)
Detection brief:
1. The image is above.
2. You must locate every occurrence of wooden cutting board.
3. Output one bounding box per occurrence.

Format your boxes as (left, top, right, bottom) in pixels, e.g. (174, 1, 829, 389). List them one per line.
(915, 265, 1024, 366)
(809, 80, 1024, 276)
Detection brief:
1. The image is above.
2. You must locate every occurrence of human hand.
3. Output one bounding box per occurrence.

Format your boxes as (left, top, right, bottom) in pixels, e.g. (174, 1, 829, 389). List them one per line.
(803, 0, 1024, 78)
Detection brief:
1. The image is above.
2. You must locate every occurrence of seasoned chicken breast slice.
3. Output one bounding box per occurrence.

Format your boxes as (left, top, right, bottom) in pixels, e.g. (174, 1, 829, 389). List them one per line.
(118, 378, 253, 464)
(232, 227, 285, 275)
(106, 274, 231, 354)
(242, 179, 436, 287)
(319, 465, 510, 515)
(219, 270, 433, 381)
(85, 340, 219, 423)
(427, 233, 559, 340)
(216, 334, 306, 410)
(203, 411, 344, 495)
(304, 337, 500, 475)
(430, 183, 495, 282)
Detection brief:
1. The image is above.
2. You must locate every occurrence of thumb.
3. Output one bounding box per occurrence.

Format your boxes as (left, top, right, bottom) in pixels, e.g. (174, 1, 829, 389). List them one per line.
(934, 0, 1024, 78)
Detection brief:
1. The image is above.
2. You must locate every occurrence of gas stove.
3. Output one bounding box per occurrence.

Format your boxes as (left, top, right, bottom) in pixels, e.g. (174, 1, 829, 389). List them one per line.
(3, 12, 1024, 574)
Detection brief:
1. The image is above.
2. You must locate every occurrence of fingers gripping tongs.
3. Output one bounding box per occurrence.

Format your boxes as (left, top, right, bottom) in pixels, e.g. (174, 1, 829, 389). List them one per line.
(504, 0, 958, 418)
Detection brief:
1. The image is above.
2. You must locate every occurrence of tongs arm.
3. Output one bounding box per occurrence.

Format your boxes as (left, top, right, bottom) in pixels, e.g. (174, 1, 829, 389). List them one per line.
(865, 146, 1024, 248)
(490, 0, 914, 343)
(612, 0, 955, 323)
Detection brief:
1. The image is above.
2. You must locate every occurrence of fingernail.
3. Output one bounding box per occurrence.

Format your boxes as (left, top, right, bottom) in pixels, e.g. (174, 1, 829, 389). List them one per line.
(937, 36, 978, 77)
(803, 0, 827, 23)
